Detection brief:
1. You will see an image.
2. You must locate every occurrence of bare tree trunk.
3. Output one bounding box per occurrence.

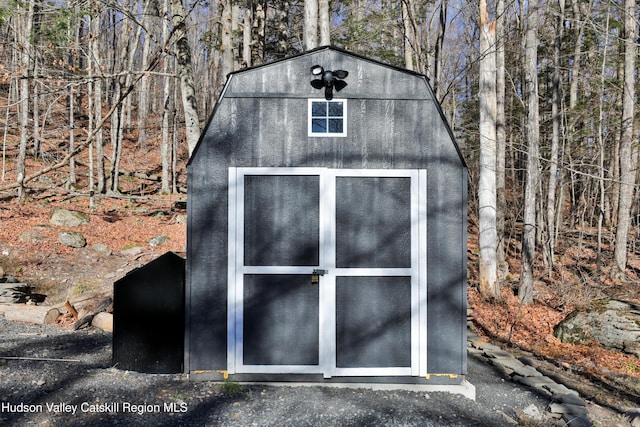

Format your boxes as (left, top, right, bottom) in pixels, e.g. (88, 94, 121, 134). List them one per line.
(171, 0, 202, 156)
(519, 0, 540, 305)
(67, 6, 79, 189)
(495, 0, 507, 279)
(595, 7, 611, 275)
(32, 59, 41, 159)
(87, 38, 95, 208)
(252, 3, 265, 64)
(16, 0, 34, 200)
(108, 7, 126, 194)
(353, 0, 364, 21)
(478, 0, 498, 300)
(545, 0, 565, 270)
(68, 82, 76, 188)
(138, 2, 154, 148)
(402, 0, 416, 71)
(564, 0, 586, 238)
(232, 4, 241, 69)
(421, 4, 437, 82)
(432, 0, 447, 100)
(2, 80, 14, 181)
(275, 3, 288, 57)
(110, 0, 146, 194)
(613, 0, 637, 278)
(161, 78, 173, 194)
(94, 77, 105, 195)
(161, 0, 172, 193)
(318, 0, 330, 46)
(597, 118, 606, 276)
(172, 80, 180, 192)
(109, 90, 124, 194)
(610, 115, 621, 227)
(304, 0, 318, 50)
(242, 8, 252, 67)
(567, 0, 587, 116)
(204, 0, 222, 101)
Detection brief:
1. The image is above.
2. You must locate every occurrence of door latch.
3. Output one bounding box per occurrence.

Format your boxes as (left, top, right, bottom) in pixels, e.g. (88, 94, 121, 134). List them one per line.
(311, 269, 328, 285)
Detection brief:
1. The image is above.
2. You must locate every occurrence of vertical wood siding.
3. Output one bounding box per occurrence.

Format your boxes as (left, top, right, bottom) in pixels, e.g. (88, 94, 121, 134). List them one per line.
(187, 47, 467, 377)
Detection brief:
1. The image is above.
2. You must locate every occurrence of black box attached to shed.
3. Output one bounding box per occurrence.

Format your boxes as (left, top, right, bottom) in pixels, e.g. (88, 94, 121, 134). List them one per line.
(113, 251, 185, 373)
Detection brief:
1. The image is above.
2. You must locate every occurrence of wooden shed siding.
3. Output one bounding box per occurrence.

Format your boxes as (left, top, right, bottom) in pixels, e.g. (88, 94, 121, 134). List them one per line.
(186, 156, 229, 371)
(225, 51, 432, 101)
(186, 47, 467, 376)
(199, 98, 454, 170)
(426, 166, 468, 373)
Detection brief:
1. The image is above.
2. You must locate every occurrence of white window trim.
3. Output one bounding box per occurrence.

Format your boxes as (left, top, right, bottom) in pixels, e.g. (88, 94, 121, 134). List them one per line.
(308, 98, 348, 137)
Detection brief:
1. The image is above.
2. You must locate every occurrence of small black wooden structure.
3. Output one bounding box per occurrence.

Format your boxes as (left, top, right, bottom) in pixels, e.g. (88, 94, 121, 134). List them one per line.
(186, 46, 468, 384)
(113, 251, 185, 373)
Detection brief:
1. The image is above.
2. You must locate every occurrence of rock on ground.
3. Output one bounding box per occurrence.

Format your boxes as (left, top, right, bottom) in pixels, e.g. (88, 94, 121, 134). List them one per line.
(49, 209, 90, 227)
(554, 299, 640, 357)
(58, 231, 87, 248)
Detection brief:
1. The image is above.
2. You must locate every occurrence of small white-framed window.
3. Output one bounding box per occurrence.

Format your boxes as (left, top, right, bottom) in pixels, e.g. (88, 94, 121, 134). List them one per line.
(308, 99, 347, 137)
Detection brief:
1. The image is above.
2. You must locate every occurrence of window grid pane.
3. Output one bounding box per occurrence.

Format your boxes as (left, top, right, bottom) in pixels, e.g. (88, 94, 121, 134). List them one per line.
(309, 100, 346, 136)
(328, 119, 343, 133)
(327, 102, 343, 117)
(312, 118, 327, 133)
(311, 102, 327, 116)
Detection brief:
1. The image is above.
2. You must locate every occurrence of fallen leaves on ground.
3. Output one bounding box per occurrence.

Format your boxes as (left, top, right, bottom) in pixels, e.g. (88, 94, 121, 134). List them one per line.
(469, 285, 640, 381)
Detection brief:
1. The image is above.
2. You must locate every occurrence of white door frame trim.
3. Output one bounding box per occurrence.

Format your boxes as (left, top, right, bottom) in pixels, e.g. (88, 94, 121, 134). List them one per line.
(227, 167, 427, 377)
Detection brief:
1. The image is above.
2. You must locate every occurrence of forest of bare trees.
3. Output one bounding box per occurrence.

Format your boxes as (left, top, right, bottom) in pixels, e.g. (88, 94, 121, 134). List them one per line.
(0, 0, 638, 300)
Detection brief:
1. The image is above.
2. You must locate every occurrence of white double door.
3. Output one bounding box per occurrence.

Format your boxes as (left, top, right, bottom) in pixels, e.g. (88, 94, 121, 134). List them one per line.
(228, 168, 427, 378)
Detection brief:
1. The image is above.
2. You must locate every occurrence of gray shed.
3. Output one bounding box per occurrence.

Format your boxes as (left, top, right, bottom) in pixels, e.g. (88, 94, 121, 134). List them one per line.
(186, 46, 468, 385)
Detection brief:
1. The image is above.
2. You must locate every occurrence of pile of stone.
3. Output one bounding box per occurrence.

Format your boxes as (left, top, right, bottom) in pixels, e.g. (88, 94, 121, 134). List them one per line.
(50, 208, 89, 248)
(468, 329, 593, 427)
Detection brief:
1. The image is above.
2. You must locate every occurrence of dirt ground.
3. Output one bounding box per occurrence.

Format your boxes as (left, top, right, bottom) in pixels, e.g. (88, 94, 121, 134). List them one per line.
(0, 195, 186, 308)
(1, 195, 640, 426)
(0, 314, 565, 427)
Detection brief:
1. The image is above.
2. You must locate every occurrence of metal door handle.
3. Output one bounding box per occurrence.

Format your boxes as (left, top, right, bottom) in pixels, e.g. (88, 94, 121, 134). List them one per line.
(311, 269, 327, 285)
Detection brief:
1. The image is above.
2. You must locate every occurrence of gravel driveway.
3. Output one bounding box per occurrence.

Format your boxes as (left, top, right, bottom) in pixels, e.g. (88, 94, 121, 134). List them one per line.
(0, 317, 558, 426)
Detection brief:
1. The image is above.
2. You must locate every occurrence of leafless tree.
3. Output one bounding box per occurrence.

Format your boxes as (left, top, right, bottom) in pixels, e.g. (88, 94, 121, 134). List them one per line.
(519, 0, 540, 305)
(613, 0, 638, 279)
(478, 0, 498, 299)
